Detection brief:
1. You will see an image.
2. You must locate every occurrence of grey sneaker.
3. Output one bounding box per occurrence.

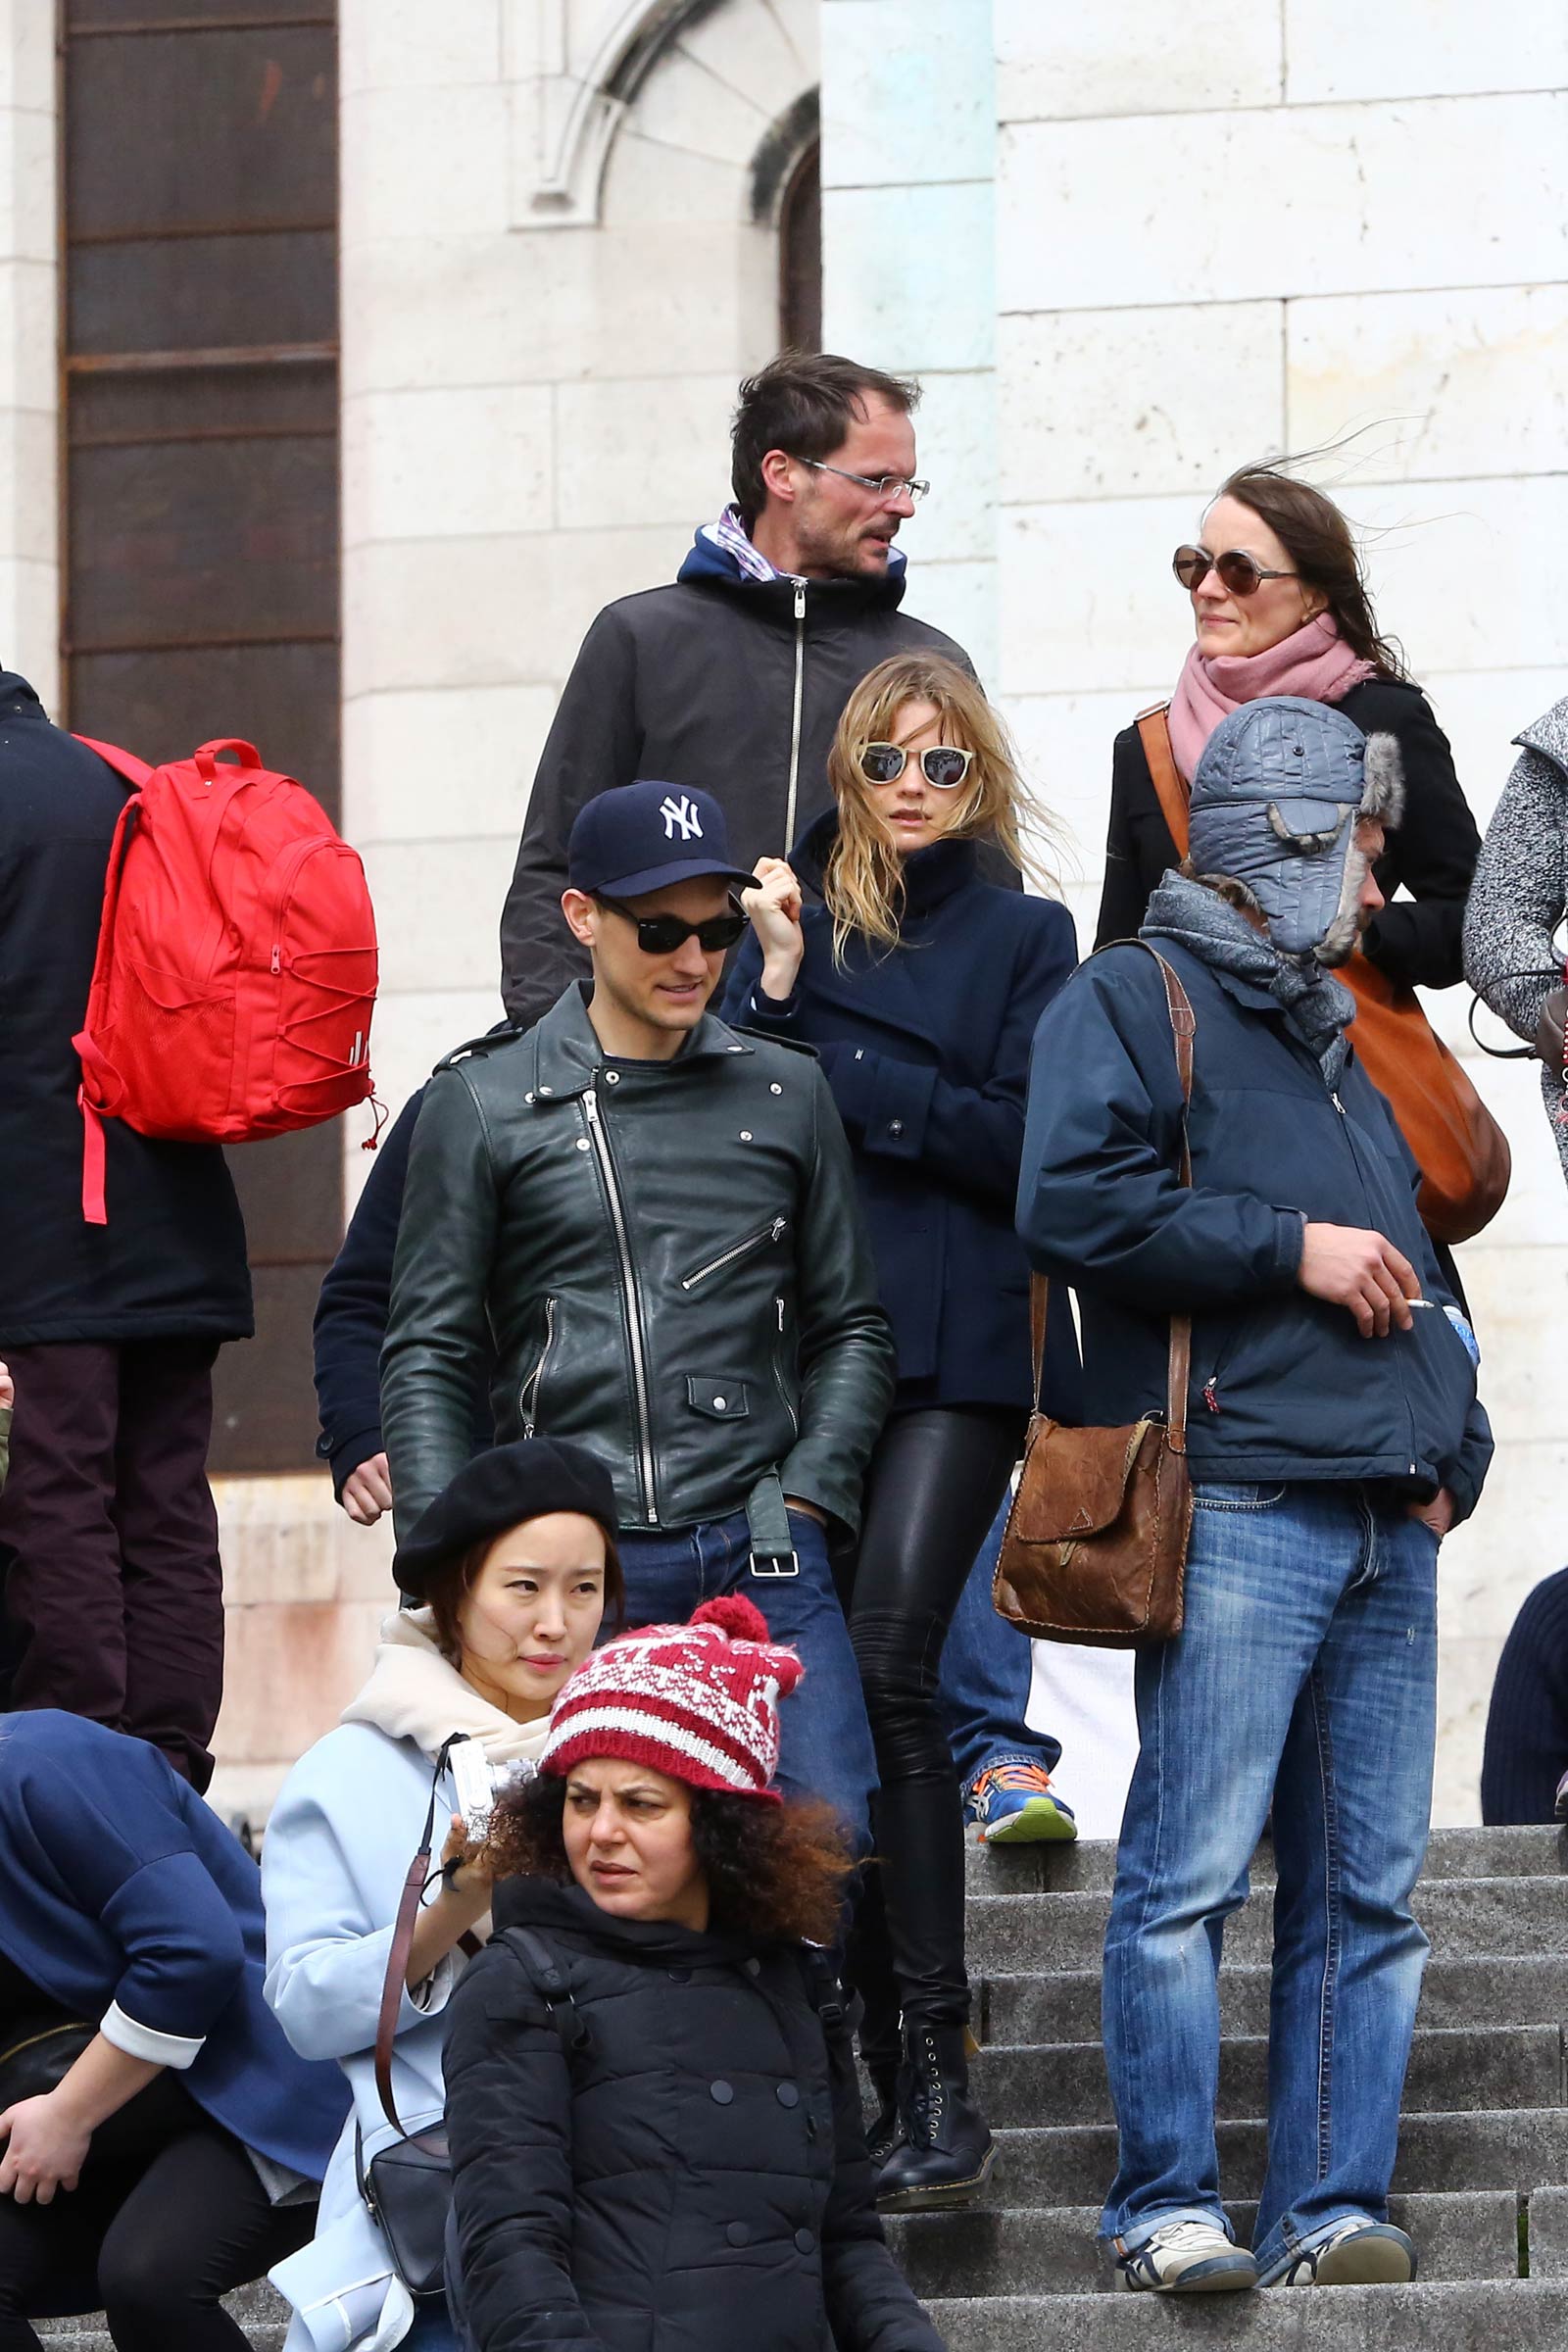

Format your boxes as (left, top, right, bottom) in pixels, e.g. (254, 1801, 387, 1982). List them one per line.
(1263, 2219, 1416, 2287)
(1115, 2218, 1258, 2293)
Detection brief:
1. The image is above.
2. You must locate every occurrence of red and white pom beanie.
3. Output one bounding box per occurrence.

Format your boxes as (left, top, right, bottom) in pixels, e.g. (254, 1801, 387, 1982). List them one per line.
(537, 1594, 804, 1803)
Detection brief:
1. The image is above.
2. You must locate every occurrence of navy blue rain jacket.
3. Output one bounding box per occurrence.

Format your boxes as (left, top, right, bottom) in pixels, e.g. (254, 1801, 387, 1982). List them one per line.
(723, 820, 1081, 1416)
(1016, 941, 1492, 1516)
(0, 1711, 348, 2176)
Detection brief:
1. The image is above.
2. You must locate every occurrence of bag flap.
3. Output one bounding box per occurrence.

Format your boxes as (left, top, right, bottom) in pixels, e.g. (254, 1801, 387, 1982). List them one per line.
(1010, 1419, 1153, 1544)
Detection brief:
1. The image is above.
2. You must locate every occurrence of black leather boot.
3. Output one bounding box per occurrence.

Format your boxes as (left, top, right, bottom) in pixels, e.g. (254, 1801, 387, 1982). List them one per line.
(864, 2062, 904, 2170)
(873, 2024, 996, 2212)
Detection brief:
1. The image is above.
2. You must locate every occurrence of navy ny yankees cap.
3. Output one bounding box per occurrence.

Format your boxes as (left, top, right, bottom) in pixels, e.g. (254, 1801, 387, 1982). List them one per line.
(567, 779, 757, 900)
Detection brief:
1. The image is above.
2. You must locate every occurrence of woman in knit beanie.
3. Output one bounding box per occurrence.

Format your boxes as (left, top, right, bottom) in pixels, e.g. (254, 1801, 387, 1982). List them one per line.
(443, 1595, 947, 2352)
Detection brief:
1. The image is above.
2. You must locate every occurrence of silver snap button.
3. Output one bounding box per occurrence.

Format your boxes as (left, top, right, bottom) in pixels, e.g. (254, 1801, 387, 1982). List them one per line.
(769, 1082, 782, 1095)
(575, 1137, 591, 1152)
(739, 1130, 752, 1142)
(728, 1044, 744, 1053)
(605, 1069, 620, 1083)
(524, 1091, 535, 1104)
(538, 1085, 554, 1096)
(712, 1395, 727, 1411)
(889, 1119, 904, 1136)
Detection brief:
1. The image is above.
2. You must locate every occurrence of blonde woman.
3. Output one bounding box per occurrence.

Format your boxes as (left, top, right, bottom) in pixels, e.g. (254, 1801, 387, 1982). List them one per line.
(722, 652, 1078, 2210)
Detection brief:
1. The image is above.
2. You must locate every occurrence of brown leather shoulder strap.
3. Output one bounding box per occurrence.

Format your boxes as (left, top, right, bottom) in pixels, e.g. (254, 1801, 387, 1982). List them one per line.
(374, 1736, 463, 2138)
(1027, 943, 1196, 1444)
(1137, 705, 1192, 861)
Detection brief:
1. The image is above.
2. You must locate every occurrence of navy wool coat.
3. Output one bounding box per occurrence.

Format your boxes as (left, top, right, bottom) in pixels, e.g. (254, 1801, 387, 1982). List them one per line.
(722, 819, 1080, 1418)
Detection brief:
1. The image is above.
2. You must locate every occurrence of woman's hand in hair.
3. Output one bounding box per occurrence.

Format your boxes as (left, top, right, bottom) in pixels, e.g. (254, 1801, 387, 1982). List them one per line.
(743, 858, 806, 1002)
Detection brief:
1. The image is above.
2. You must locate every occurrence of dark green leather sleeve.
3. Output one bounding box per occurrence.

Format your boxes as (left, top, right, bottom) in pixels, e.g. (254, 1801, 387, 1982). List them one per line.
(380, 1068, 502, 1542)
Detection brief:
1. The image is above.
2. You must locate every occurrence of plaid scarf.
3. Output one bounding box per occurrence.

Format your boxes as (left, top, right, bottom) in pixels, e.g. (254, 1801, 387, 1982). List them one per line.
(696, 504, 780, 583)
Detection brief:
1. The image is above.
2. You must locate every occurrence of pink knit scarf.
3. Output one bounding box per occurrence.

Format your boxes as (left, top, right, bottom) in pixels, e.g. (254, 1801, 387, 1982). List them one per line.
(1166, 611, 1377, 782)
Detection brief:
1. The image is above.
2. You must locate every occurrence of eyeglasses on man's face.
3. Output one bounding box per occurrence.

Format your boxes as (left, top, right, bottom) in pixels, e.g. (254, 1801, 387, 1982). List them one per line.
(797, 457, 930, 505)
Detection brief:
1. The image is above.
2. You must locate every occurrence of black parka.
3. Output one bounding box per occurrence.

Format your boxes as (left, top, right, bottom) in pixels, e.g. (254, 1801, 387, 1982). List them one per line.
(445, 1880, 947, 2352)
(498, 536, 973, 1031)
(1094, 677, 1481, 988)
(0, 673, 251, 1346)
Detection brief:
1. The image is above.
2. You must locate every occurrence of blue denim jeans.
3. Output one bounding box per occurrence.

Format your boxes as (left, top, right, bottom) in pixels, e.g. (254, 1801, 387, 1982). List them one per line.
(940, 1494, 1061, 1789)
(614, 1507, 878, 1846)
(1101, 1481, 1438, 2274)
(405, 2301, 460, 2351)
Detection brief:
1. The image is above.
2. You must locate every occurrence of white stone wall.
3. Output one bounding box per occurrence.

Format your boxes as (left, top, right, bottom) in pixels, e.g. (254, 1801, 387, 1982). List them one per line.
(820, 0, 998, 682)
(985, 0, 1568, 1825)
(0, 0, 57, 710)
(340, 0, 818, 1150)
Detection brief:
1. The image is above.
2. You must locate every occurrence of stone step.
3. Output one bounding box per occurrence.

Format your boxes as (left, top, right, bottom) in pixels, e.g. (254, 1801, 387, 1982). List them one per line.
(38, 2282, 288, 2342)
(974, 2023, 1561, 2130)
(966, 1876, 1568, 1976)
(980, 2107, 1568, 2209)
(928, 2278, 1568, 2351)
(889, 2188, 1522, 2298)
(963, 1823, 1565, 1897)
(983, 1950, 1568, 2047)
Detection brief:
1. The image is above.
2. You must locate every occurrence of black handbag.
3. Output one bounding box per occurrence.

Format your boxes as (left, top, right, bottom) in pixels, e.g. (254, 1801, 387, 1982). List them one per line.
(357, 1737, 466, 2302)
(0, 2011, 194, 2167)
(356, 1743, 586, 2302)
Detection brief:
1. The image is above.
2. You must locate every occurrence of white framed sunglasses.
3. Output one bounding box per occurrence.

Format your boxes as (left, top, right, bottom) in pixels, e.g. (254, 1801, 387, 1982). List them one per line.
(858, 742, 975, 790)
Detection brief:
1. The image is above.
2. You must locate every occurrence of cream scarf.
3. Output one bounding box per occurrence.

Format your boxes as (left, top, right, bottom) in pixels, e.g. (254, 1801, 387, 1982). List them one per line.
(339, 1606, 552, 1769)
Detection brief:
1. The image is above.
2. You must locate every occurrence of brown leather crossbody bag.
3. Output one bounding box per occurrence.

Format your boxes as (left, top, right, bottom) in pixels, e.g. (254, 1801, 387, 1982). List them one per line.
(993, 944, 1194, 1648)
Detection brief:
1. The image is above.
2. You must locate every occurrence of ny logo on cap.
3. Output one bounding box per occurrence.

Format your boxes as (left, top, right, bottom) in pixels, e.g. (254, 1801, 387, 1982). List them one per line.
(661, 793, 703, 843)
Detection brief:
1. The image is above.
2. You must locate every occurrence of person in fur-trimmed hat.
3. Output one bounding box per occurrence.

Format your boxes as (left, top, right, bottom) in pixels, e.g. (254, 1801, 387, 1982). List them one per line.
(1016, 694, 1491, 2297)
(443, 1594, 947, 2352)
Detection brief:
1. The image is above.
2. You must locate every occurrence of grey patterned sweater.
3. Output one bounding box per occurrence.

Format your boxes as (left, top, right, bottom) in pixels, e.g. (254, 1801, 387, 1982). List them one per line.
(1463, 695, 1568, 1178)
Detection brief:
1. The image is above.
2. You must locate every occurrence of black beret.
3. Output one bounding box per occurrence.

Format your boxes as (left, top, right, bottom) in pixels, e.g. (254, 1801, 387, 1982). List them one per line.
(393, 1439, 618, 1599)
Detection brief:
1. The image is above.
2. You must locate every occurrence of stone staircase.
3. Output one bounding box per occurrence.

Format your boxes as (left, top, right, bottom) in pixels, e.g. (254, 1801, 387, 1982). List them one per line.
(888, 1821, 1568, 2346)
(39, 1824, 1568, 2347)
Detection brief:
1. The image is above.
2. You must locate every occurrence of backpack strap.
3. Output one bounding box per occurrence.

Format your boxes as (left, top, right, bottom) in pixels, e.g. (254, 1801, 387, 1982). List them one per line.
(502, 1927, 592, 2061)
(1136, 705, 1191, 860)
(74, 735, 155, 793)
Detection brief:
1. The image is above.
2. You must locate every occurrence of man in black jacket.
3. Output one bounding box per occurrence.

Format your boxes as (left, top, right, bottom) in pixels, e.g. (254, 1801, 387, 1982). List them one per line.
(499, 349, 971, 1028)
(384, 782, 894, 1840)
(0, 672, 251, 1789)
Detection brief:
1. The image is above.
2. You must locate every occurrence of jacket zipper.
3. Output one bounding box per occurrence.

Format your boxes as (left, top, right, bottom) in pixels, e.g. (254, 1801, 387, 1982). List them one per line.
(519, 1297, 558, 1439)
(771, 1295, 799, 1435)
(581, 1086, 659, 1523)
(681, 1216, 788, 1292)
(784, 579, 807, 850)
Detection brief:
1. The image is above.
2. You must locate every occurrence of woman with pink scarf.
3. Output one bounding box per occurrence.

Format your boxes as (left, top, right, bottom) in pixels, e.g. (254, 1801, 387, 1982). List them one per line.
(1095, 465, 1480, 991)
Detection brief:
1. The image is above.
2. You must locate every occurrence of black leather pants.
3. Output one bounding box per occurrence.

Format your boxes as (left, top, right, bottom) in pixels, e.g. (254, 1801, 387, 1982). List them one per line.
(849, 1404, 1024, 2057)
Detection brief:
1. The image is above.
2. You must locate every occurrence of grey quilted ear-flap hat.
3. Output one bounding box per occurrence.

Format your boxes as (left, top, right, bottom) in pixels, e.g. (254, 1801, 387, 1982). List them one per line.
(1188, 695, 1405, 961)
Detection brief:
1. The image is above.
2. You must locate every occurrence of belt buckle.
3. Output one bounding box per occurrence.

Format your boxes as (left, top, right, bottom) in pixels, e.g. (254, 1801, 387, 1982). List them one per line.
(749, 1549, 800, 1580)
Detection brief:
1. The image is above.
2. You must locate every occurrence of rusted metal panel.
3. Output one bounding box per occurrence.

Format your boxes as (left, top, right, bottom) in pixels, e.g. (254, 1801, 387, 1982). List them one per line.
(63, 5, 343, 1475)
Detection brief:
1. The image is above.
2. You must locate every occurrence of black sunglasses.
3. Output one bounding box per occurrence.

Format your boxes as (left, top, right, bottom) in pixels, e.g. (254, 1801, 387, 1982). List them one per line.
(597, 896, 747, 956)
(858, 742, 975, 790)
(1173, 544, 1298, 597)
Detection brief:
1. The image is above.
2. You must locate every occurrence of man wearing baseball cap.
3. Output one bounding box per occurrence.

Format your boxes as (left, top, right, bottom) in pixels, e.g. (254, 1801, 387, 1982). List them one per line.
(380, 779, 894, 1843)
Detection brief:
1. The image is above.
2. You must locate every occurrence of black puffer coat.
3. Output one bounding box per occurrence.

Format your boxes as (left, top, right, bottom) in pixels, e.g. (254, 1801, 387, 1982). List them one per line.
(0, 672, 250, 1345)
(444, 1881, 947, 2352)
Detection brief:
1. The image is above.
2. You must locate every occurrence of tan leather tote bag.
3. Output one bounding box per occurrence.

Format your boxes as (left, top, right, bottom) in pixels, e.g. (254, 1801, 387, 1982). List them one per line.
(994, 945, 1194, 1648)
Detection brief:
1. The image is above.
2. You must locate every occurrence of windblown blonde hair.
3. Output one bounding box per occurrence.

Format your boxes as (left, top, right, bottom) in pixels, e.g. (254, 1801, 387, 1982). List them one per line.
(823, 654, 1059, 961)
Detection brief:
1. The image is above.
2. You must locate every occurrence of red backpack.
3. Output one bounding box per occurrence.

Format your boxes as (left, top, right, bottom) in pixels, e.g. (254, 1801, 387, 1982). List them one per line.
(73, 735, 378, 1224)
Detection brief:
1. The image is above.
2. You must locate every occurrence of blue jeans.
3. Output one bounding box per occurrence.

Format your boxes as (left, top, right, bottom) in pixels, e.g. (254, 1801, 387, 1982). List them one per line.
(405, 2301, 460, 2350)
(1101, 1482, 1438, 2274)
(614, 1507, 878, 1846)
(940, 1494, 1061, 1789)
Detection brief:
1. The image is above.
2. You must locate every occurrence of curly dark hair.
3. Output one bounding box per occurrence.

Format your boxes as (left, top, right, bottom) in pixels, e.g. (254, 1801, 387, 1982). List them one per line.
(485, 1771, 853, 1946)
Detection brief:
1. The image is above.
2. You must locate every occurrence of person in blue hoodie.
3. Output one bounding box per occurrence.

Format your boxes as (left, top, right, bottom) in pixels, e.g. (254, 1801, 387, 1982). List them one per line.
(1017, 698, 1492, 2298)
(0, 1709, 347, 2351)
(723, 652, 1080, 2213)
(496, 349, 973, 1032)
